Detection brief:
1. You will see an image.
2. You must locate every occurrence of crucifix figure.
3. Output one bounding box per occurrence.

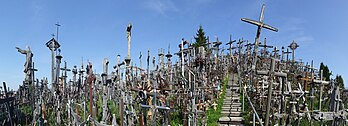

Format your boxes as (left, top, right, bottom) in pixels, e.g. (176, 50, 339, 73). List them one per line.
(16, 46, 33, 83)
(126, 23, 132, 66)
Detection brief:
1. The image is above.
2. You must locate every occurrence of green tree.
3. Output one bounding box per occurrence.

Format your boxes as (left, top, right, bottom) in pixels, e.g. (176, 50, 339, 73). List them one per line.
(319, 62, 331, 81)
(193, 25, 208, 48)
(335, 75, 344, 89)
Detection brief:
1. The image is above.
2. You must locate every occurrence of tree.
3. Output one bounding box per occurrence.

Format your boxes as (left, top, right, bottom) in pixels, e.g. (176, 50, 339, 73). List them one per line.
(335, 75, 344, 89)
(319, 62, 331, 81)
(193, 25, 208, 48)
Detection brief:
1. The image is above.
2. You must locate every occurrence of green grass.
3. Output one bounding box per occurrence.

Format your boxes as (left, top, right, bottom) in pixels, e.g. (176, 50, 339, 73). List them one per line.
(170, 110, 183, 126)
(108, 100, 121, 125)
(206, 75, 229, 125)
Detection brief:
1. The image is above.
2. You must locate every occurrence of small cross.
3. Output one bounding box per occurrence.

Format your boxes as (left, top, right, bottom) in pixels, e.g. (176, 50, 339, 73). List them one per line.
(55, 22, 61, 41)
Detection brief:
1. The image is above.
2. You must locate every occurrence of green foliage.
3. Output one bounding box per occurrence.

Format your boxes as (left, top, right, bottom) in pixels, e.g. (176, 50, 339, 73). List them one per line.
(20, 105, 33, 116)
(242, 112, 252, 126)
(335, 75, 344, 89)
(170, 106, 183, 125)
(193, 25, 208, 48)
(319, 62, 331, 81)
(242, 89, 251, 125)
(206, 75, 228, 125)
(97, 96, 102, 121)
(108, 100, 121, 124)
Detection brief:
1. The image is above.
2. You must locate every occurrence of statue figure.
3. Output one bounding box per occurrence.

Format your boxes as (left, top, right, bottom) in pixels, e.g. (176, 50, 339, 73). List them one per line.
(126, 23, 132, 60)
(16, 46, 33, 82)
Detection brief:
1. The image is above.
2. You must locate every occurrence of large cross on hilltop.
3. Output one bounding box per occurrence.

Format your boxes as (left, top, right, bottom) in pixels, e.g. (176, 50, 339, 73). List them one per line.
(241, 4, 278, 42)
(241, 4, 278, 69)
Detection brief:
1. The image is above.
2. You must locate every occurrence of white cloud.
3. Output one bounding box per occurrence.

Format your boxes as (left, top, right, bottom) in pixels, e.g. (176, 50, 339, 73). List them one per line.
(296, 36, 314, 43)
(281, 17, 306, 32)
(144, 0, 178, 16)
(277, 17, 314, 45)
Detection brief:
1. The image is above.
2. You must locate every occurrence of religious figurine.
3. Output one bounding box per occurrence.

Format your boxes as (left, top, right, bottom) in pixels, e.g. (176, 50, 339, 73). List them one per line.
(205, 101, 209, 111)
(16, 46, 33, 83)
(212, 101, 218, 111)
(197, 101, 203, 110)
(126, 23, 132, 64)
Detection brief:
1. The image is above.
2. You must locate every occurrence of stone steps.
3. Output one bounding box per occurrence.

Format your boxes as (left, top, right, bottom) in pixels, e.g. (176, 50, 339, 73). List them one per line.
(220, 111, 242, 117)
(218, 124, 244, 126)
(218, 73, 243, 125)
(218, 117, 244, 124)
(221, 103, 241, 107)
(222, 106, 242, 112)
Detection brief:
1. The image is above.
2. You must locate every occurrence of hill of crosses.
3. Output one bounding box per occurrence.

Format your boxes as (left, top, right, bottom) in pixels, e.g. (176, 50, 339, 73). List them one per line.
(1, 4, 347, 126)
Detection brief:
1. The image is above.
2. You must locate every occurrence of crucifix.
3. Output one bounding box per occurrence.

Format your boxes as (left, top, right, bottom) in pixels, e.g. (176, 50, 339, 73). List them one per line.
(241, 4, 278, 68)
(259, 38, 273, 57)
(126, 23, 132, 66)
(16, 46, 34, 84)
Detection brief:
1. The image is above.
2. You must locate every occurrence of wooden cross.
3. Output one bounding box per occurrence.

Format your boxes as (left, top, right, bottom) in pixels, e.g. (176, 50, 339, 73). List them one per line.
(86, 62, 95, 120)
(259, 38, 273, 57)
(288, 40, 299, 64)
(60, 61, 70, 96)
(241, 4, 278, 61)
(272, 47, 279, 58)
(283, 48, 292, 62)
(237, 39, 244, 61)
(300, 72, 311, 91)
(2, 82, 14, 126)
(226, 34, 236, 62)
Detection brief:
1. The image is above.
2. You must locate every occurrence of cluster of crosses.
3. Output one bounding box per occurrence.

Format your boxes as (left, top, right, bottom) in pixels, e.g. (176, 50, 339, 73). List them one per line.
(0, 4, 347, 126)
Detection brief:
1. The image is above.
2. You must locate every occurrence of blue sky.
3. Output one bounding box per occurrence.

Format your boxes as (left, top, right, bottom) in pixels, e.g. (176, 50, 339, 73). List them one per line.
(0, 0, 347, 90)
